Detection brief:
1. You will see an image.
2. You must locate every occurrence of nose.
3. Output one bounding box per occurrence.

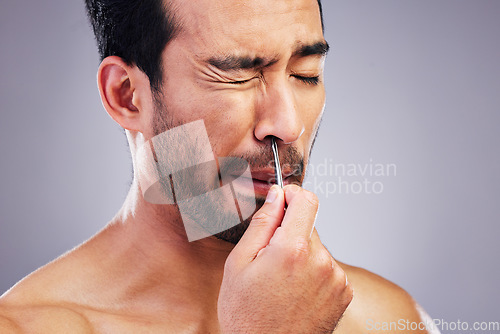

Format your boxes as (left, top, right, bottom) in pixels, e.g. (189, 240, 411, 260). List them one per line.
(253, 80, 305, 144)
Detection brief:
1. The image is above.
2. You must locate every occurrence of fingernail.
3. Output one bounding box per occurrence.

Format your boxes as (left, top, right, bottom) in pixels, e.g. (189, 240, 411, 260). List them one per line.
(266, 186, 278, 203)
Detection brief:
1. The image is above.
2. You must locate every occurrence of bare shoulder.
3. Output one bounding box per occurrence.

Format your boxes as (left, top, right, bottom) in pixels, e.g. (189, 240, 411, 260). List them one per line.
(0, 257, 95, 334)
(335, 262, 439, 334)
(340, 263, 421, 317)
(0, 310, 22, 333)
(0, 300, 94, 334)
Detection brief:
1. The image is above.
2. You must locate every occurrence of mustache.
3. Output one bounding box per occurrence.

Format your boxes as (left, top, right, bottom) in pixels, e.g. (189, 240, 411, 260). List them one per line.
(219, 144, 305, 181)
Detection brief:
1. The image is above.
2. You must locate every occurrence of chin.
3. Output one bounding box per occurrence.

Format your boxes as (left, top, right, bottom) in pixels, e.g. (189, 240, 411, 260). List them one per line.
(213, 196, 266, 245)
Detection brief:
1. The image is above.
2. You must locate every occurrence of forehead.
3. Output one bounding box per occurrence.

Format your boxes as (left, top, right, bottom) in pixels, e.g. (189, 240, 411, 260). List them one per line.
(171, 0, 324, 58)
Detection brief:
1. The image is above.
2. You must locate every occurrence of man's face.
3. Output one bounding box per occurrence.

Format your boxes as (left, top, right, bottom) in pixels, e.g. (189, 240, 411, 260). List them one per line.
(147, 0, 327, 242)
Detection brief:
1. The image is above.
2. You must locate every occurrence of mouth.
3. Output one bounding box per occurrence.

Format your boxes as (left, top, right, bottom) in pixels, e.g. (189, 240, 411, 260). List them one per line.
(231, 168, 296, 197)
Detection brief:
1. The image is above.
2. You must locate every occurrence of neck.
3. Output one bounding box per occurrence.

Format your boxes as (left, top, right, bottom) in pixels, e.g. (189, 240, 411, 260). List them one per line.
(87, 178, 234, 319)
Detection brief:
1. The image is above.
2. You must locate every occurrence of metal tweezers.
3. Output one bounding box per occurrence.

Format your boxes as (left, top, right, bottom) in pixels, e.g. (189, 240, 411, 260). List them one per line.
(271, 136, 283, 188)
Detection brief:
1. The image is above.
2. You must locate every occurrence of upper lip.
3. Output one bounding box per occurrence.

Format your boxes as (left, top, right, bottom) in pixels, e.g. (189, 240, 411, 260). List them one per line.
(249, 168, 294, 183)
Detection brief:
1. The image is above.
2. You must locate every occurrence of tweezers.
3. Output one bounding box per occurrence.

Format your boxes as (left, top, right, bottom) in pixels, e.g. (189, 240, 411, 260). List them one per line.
(271, 136, 283, 188)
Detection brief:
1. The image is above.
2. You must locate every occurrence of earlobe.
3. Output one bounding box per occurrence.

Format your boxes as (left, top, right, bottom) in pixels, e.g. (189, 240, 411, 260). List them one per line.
(97, 56, 143, 131)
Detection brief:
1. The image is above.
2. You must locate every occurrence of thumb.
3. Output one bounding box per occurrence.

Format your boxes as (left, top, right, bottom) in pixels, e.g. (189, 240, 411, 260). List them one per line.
(230, 185, 285, 266)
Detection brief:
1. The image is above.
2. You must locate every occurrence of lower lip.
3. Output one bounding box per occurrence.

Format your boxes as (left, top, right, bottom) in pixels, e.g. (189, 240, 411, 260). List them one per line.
(232, 177, 276, 197)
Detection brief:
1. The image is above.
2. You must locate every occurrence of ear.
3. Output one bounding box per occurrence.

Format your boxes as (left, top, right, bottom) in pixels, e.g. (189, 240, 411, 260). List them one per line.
(97, 56, 152, 132)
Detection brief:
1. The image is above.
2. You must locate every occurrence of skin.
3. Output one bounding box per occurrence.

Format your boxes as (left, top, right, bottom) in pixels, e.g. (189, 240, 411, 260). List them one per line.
(0, 0, 440, 333)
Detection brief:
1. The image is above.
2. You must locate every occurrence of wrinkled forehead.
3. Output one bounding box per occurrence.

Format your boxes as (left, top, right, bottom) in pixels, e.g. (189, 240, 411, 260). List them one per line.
(170, 0, 324, 58)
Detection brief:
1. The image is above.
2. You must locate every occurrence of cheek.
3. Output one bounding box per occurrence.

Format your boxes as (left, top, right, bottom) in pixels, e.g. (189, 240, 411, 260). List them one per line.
(204, 91, 257, 156)
(164, 83, 256, 156)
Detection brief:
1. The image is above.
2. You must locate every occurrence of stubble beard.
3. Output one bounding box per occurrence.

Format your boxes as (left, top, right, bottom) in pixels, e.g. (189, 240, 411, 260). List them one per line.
(151, 94, 309, 245)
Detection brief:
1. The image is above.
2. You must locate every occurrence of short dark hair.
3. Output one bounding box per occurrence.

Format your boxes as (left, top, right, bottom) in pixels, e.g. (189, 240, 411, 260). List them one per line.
(84, 0, 180, 93)
(84, 0, 323, 93)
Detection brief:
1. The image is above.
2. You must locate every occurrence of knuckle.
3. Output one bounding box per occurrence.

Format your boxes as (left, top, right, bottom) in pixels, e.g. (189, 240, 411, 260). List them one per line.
(284, 237, 310, 264)
(331, 259, 343, 274)
(343, 282, 354, 305)
(250, 211, 272, 226)
(345, 281, 354, 296)
(332, 265, 348, 287)
(294, 236, 311, 256)
(315, 250, 334, 275)
(318, 251, 333, 276)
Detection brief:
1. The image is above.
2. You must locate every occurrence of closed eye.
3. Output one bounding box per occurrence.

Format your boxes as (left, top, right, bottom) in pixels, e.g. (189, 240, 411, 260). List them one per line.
(227, 78, 253, 85)
(293, 75, 320, 85)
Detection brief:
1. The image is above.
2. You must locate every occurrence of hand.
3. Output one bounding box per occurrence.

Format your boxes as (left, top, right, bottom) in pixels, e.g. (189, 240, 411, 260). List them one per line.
(218, 185, 353, 334)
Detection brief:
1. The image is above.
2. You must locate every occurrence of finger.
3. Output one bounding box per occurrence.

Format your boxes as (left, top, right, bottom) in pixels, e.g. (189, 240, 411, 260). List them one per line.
(230, 185, 285, 265)
(280, 185, 319, 241)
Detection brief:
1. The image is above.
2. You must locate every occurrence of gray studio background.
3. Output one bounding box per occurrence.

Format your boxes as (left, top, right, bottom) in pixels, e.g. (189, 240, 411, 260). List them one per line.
(1, 0, 499, 329)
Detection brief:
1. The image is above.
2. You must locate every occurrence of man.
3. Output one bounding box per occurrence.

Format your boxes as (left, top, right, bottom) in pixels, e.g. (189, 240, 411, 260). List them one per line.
(0, 0, 438, 332)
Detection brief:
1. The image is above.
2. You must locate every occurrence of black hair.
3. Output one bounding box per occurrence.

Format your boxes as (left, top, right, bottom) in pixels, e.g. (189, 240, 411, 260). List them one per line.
(84, 0, 180, 93)
(84, 0, 324, 93)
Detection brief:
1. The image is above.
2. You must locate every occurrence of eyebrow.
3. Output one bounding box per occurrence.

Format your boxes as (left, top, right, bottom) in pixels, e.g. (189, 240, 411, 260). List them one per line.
(207, 41, 329, 72)
(292, 41, 330, 58)
(208, 55, 279, 72)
